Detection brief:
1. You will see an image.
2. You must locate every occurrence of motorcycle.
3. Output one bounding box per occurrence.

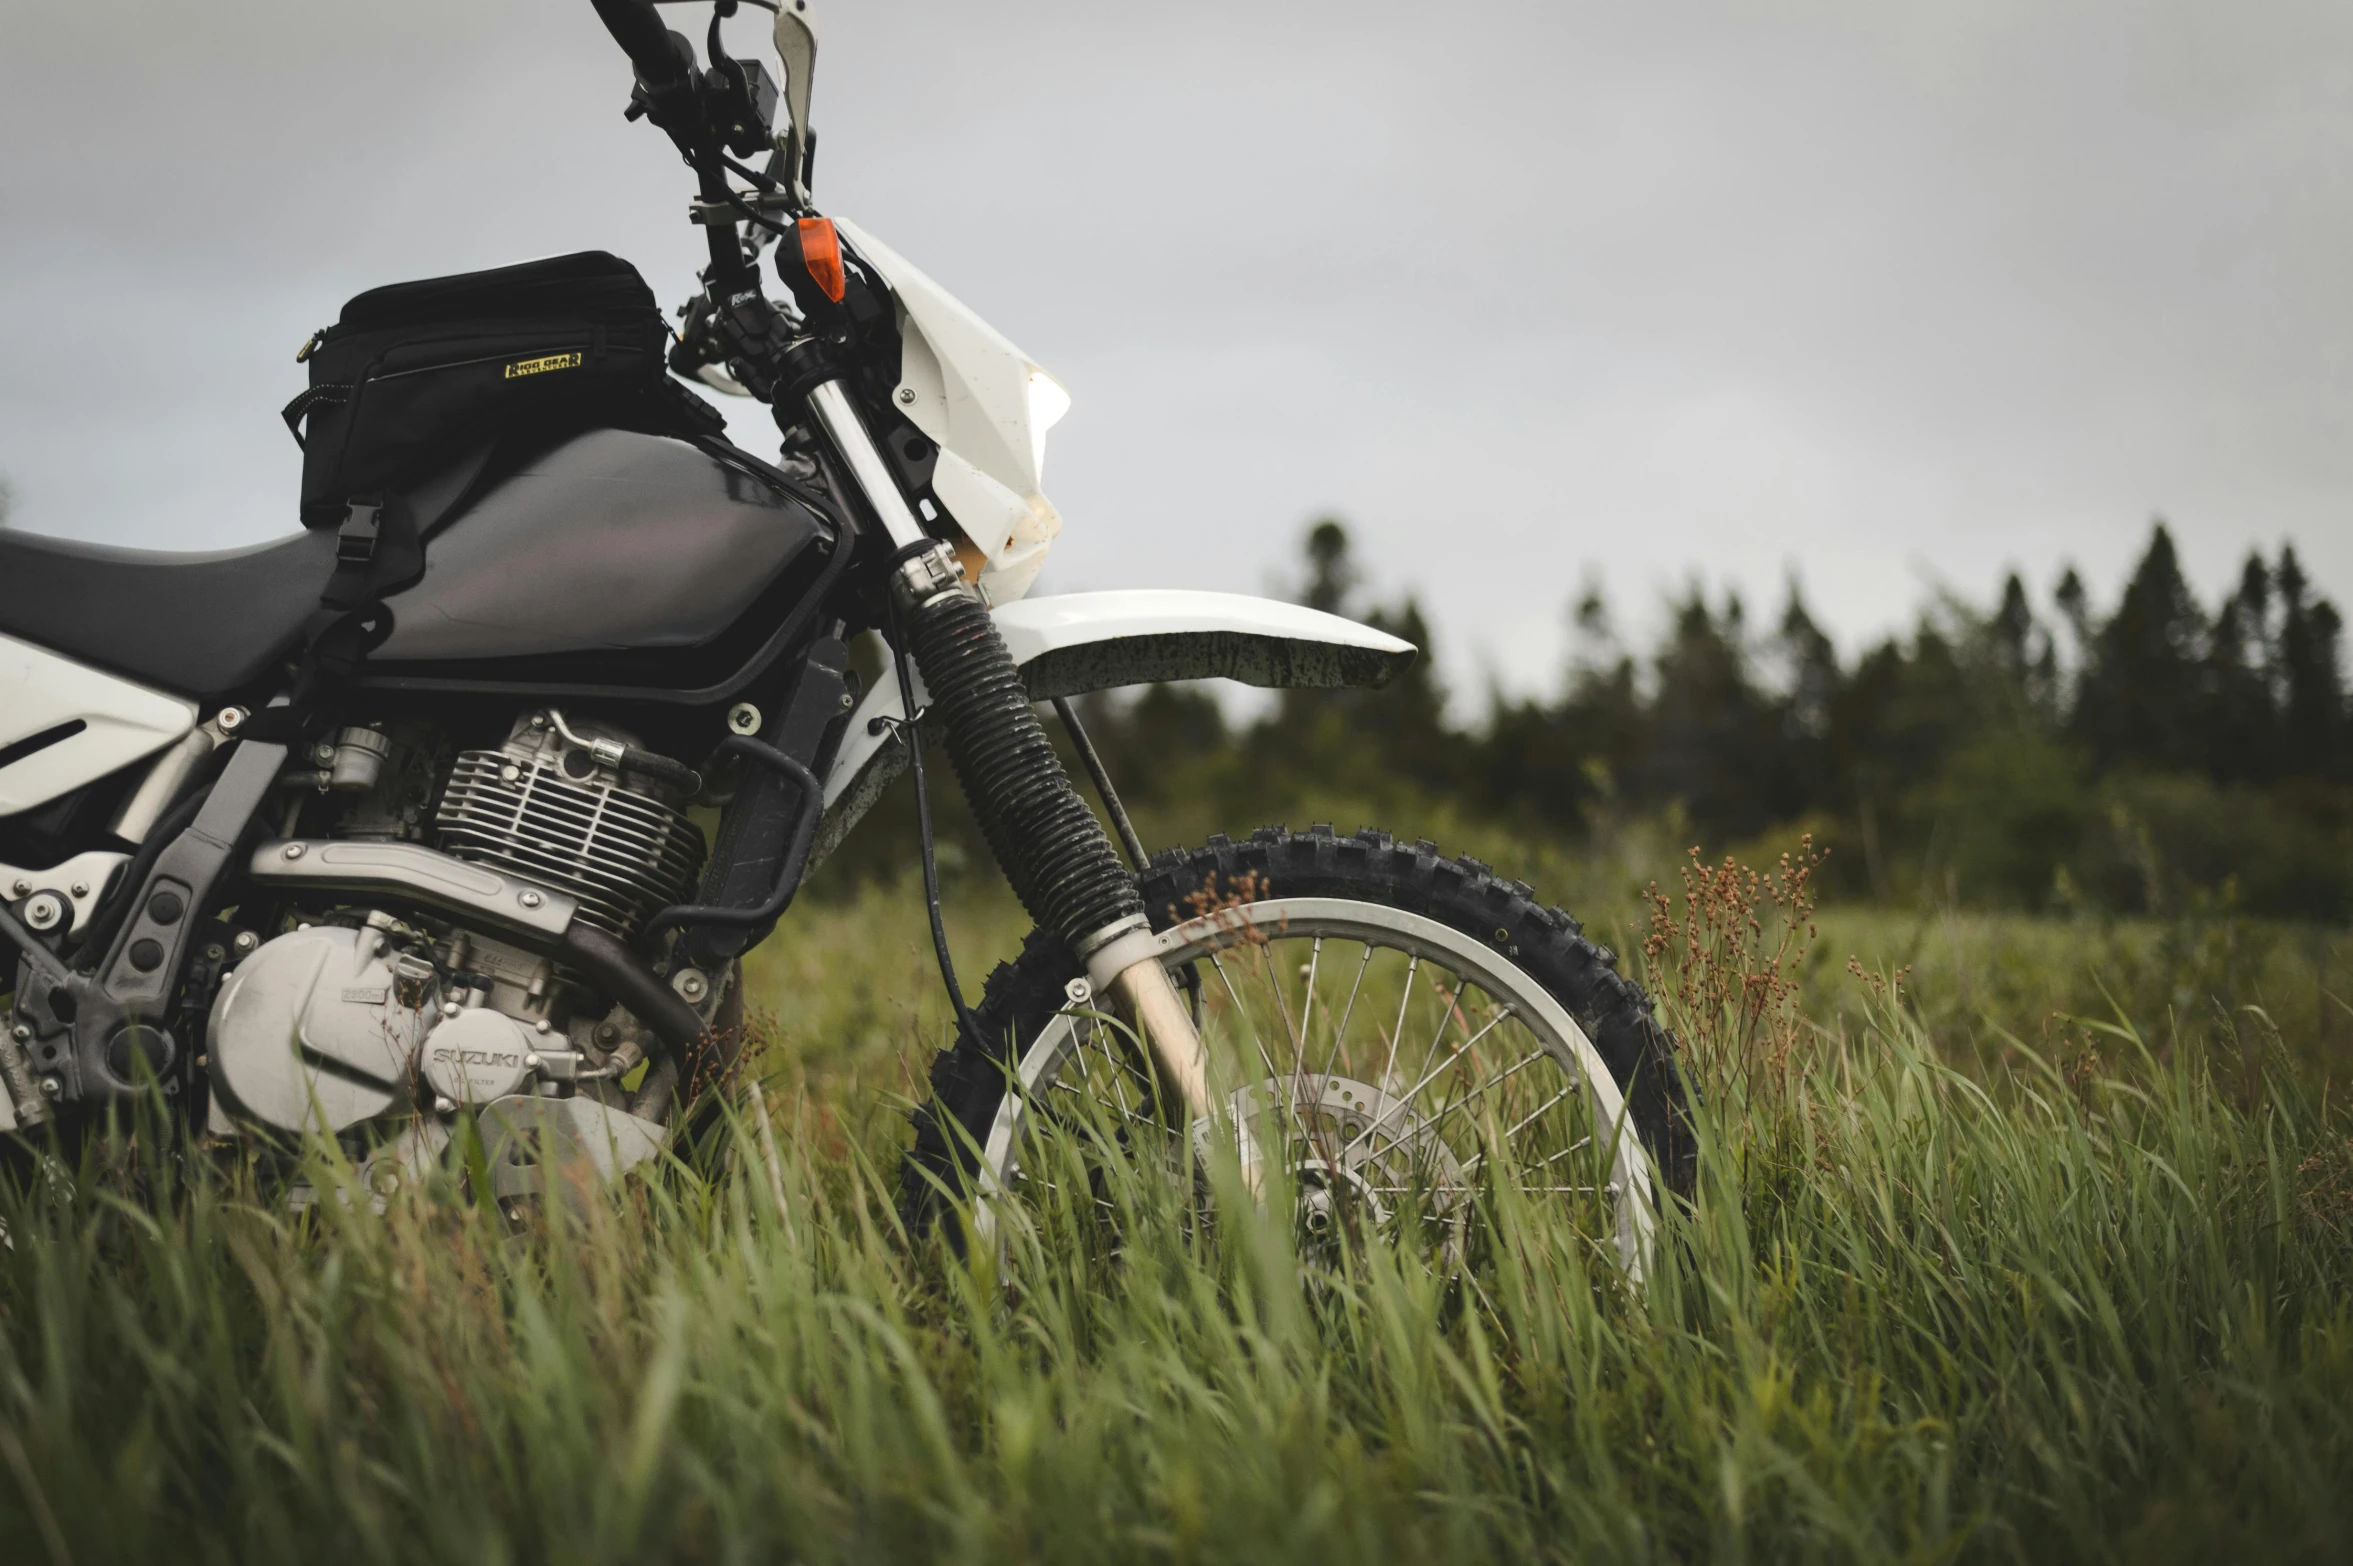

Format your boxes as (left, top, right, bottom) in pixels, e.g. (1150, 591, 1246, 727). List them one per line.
(0, 0, 1689, 1270)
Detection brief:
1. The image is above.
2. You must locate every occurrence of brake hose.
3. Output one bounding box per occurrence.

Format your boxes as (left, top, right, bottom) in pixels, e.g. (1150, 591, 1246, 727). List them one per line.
(887, 593, 989, 1058)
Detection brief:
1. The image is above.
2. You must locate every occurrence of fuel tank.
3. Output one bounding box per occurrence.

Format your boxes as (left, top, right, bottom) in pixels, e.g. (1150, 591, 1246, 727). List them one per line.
(373, 427, 828, 669)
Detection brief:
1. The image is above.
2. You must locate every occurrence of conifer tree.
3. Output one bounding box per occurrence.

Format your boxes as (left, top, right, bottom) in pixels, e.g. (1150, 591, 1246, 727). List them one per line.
(2205, 551, 2279, 782)
(2071, 522, 2208, 772)
(1991, 573, 2035, 684)
(1272, 518, 1454, 794)
(1300, 517, 1357, 615)
(2276, 547, 2348, 780)
(1773, 582, 1842, 816)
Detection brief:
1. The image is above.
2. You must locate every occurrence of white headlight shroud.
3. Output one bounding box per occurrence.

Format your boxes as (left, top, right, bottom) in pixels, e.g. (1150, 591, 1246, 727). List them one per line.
(836, 217, 1068, 603)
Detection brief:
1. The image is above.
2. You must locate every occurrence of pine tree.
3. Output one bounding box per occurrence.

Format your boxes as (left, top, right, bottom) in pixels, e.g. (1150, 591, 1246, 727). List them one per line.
(1776, 583, 1841, 739)
(2070, 522, 2208, 773)
(1358, 596, 1454, 791)
(2276, 547, 2349, 780)
(2054, 567, 2091, 646)
(2204, 551, 2279, 783)
(1300, 517, 1357, 616)
(1267, 518, 1455, 795)
(1983, 571, 2063, 720)
(1991, 573, 2035, 685)
(1772, 582, 1843, 819)
(1645, 589, 1783, 839)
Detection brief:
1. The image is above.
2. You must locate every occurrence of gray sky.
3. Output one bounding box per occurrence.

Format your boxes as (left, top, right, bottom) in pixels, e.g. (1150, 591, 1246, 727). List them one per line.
(4, 0, 2348, 705)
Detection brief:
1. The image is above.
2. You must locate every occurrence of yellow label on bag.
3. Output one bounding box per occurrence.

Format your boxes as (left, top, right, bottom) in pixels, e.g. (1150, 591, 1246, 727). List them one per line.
(504, 351, 583, 380)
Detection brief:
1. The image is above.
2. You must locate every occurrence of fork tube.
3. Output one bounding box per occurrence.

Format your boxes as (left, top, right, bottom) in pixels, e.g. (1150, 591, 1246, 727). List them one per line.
(803, 377, 1225, 1131)
(804, 379, 930, 549)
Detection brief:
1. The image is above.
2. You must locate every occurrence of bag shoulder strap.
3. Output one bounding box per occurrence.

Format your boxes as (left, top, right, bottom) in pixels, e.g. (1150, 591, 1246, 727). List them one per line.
(241, 493, 427, 744)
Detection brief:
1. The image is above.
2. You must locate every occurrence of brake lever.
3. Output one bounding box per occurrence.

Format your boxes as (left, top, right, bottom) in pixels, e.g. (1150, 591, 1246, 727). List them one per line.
(670, 291, 763, 397)
(680, 284, 801, 403)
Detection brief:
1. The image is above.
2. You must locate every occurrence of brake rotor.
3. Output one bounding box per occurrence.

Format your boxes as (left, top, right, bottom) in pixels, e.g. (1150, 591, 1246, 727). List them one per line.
(1212, 1073, 1473, 1264)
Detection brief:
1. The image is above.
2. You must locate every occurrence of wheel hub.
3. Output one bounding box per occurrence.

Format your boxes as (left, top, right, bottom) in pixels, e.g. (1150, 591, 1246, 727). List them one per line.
(1214, 1073, 1471, 1260)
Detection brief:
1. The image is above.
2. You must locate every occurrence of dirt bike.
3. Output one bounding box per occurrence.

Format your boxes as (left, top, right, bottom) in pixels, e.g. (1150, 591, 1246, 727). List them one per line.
(0, 0, 1689, 1269)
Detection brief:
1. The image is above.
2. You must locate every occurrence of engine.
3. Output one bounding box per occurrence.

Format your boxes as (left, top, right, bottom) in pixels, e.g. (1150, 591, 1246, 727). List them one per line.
(435, 712, 705, 939)
(199, 710, 719, 1188)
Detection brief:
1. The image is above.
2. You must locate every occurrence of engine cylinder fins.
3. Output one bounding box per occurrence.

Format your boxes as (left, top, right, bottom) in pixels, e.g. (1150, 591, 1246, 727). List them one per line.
(434, 750, 704, 939)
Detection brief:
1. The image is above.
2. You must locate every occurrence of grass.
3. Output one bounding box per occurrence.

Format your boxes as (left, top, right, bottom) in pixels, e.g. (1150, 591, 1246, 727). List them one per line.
(3, 826, 2352, 1561)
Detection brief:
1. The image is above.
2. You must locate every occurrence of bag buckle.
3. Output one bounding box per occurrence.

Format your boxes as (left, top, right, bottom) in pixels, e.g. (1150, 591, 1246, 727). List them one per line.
(336, 500, 383, 568)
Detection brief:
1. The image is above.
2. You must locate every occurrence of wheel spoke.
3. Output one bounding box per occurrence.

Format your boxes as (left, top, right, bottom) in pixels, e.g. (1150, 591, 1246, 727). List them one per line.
(1319, 943, 1375, 1084)
(1208, 951, 1283, 1085)
(1376, 954, 1420, 1094)
(1502, 1083, 1577, 1143)
(1083, 1018, 1146, 1126)
(1396, 970, 1473, 1106)
(1462, 1130, 1592, 1183)
(1271, 936, 1345, 1165)
(1046, 1049, 1155, 1131)
(1357, 1030, 1536, 1157)
(1277, 936, 1322, 1122)
(1209, 949, 1324, 1152)
(1259, 937, 1308, 1064)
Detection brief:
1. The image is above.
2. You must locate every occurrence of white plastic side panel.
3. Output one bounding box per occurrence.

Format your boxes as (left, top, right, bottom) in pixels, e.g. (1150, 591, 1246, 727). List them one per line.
(0, 632, 199, 817)
(833, 216, 1065, 601)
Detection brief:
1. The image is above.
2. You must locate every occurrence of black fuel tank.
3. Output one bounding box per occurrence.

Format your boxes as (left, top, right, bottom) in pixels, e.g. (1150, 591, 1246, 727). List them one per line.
(372, 428, 825, 666)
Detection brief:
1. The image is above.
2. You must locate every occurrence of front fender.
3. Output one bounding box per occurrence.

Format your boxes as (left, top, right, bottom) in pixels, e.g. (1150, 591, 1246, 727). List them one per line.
(811, 589, 1416, 866)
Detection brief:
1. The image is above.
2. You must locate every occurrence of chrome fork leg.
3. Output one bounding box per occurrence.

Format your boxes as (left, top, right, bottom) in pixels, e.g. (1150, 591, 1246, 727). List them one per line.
(1100, 953, 1267, 1196)
(1105, 957, 1212, 1119)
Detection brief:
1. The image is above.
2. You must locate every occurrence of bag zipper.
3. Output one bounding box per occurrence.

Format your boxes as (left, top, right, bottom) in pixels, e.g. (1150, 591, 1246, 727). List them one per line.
(365, 343, 595, 383)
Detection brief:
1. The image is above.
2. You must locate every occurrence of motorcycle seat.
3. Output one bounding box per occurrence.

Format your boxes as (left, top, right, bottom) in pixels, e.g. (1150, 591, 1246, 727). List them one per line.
(0, 526, 339, 701)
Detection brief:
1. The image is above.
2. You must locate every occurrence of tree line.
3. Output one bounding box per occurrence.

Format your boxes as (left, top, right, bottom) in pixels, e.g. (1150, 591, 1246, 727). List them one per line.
(1079, 519, 2352, 920)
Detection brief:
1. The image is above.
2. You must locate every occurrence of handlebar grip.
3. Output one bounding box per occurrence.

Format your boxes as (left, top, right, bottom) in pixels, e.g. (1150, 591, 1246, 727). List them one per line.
(589, 0, 692, 89)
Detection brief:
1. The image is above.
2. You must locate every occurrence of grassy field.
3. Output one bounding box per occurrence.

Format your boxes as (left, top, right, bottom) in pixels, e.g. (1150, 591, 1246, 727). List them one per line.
(3, 817, 2351, 1562)
(758, 804, 2353, 1101)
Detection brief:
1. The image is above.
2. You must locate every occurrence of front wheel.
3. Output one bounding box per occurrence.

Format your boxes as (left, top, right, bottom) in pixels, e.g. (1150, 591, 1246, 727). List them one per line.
(904, 826, 1694, 1278)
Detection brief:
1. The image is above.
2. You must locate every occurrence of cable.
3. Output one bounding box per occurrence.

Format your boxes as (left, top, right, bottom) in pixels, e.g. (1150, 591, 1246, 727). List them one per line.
(722, 187, 796, 238)
(888, 594, 988, 1056)
(723, 154, 781, 192)
(1051, 695, 1148, 871)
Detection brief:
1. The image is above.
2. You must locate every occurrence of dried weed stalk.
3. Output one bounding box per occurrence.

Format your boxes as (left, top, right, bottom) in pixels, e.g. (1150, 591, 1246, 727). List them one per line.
(1642, 837, 1825, 1101)
(1167, 870, 1275, 948)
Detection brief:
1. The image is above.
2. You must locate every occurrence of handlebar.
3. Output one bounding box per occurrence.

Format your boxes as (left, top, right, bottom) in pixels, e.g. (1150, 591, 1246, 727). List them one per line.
(585, 2, 776, 318)
(589, 0, 693, 91)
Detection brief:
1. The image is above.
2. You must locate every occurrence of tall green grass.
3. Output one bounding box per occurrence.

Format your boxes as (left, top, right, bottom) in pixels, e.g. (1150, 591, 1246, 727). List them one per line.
(3, 882, 2350, 1560)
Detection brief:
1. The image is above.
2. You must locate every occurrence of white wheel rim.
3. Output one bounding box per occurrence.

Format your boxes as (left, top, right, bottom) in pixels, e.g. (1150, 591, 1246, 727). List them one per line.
(971, 897, 1658, 1282)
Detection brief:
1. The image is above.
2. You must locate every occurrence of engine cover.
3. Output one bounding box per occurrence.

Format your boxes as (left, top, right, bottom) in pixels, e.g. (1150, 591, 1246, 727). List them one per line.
(419, 1008, 537, 1106)
(207, 925, 436, 1135)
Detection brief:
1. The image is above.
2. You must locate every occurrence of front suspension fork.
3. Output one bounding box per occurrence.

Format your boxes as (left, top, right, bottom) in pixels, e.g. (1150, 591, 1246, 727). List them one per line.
(802, 376, 1221, 1127)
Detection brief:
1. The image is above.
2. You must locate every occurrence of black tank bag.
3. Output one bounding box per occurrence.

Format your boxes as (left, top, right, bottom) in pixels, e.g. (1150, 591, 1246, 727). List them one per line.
(282, 250, 717, 528)
(257, 252, 722, 737)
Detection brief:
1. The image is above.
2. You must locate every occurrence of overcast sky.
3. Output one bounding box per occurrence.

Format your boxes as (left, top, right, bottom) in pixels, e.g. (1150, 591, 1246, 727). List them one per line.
(3, 0, 2347, 705)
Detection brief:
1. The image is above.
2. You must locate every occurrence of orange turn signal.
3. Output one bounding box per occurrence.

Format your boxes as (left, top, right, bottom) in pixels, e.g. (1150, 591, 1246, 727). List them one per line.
(798, 217, 846, 303)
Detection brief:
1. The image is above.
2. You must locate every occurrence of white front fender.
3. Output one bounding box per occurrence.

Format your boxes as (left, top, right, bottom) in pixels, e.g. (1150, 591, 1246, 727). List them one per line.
(812, 590, 1415, 865)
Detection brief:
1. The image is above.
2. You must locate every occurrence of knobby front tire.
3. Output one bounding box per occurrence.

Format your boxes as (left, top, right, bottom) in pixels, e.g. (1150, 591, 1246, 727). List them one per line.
(904, 826, 1695, 1279)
